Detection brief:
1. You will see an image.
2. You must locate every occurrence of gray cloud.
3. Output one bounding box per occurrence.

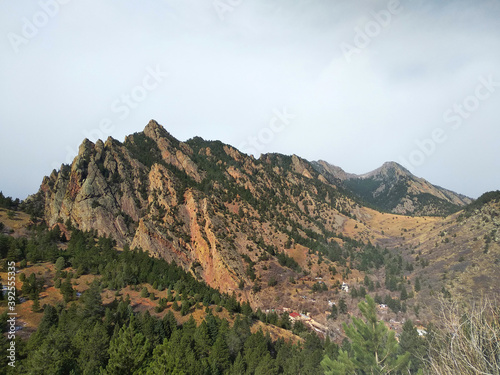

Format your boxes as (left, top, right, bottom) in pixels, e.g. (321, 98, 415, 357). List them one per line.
(1, 0, 499, 199)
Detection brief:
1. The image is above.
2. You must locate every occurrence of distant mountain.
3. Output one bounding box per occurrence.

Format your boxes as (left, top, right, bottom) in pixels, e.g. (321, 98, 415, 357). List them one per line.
(312, 160, 472, 216)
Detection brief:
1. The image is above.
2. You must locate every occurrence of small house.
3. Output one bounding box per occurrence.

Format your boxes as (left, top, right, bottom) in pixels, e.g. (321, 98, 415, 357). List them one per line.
(289, 312, 301, 321)
(341, 282, 349, 293)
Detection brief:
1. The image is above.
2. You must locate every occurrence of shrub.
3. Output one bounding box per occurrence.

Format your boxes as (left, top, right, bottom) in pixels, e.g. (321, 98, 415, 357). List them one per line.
(426, 297, 500, 374)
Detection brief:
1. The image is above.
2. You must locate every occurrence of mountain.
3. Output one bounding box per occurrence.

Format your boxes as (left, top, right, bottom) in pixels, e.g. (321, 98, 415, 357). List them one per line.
(312, 160, 472, 216)
(27, 120, 363, 307)
(25, 120, 496, 317)
(6, 120, 498, 375)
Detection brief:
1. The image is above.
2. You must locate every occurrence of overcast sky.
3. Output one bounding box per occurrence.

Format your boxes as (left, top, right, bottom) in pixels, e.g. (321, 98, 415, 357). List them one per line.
(1, 0, 499, 200)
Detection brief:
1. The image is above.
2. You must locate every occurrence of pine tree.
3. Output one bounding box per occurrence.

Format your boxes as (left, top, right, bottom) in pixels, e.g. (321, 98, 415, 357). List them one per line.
(80, 280, 104, 319)
(227, 315, 250, 357)
(276, 342, 302, 374)
(194, 321, 211, 358)
(31, 289, 41, 313)
(104, 315, 151, 375)
(339, 297, 348, 314)
(162, 310, 177, 339)
(182, 315, 197, 338)
(400, 286, 408, 301)
(241, 301, 253, 317)
(230, 352, 246, 375)
(209, 334, 231, 374)
(328, 304, 338, 320)
(181, 300, 191, 316)
(322, 295, 411, 374)
(140, 310, 157, 345)
(144, 331, 179, 374)
(60, 276, 75, 303)
(399, 320, 426, 373)
(205, 312, 219, 345)
(0, 331, 10, 370)
(74, 321, 109, 374)
(278, 312, 291, 330)
(25, 334, 66, 374)
(254, 353, 279, 375)
(55, 256, 65, 272)
(302, 332, 324, 371)
(414, 277, 421, 292)
(292, 320, 307, 335)
(243, 330, 269, 374)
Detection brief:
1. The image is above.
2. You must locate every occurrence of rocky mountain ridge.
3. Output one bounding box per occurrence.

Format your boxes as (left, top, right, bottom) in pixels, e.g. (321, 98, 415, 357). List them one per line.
(25, 120, 497, 316)
(28, 121, 353, 303)
(312, 160, 472, 216)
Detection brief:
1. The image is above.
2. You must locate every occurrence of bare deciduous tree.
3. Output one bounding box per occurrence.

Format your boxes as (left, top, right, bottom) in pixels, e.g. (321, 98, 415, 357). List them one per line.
(425, 297, 500, 375)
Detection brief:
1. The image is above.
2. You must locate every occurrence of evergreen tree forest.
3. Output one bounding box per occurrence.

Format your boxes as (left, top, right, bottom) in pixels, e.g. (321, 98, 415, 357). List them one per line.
(0, 221, 335, 374)
(1, 200, 499, 374)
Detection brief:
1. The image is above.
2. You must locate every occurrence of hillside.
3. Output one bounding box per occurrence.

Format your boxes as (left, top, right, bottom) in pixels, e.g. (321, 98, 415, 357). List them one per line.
(0, 220, 317, 374)
(348, 196, 500, 314)
(404, 196, 500, 306)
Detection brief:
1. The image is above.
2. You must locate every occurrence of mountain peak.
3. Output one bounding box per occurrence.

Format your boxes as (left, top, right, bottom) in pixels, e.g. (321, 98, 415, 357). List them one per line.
(77, 138, 95, 156)
(360, 161, 411, 179)
(311, 160, 357, 181)
(143, 119, 171, 142)
(381, 161, 405, 169)
(145, 119, 162, 131)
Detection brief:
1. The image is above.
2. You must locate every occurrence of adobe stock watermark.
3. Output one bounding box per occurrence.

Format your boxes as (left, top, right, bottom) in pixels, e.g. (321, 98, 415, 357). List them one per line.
(212, 0, 243, 21)
(399, 75, 499, 171)
(6, 261, 17, 368)
(51, 65, 168, 170)
(341, 0, 402, 63)
(238, 108, 296, 156)
(7, 0, 72, 54)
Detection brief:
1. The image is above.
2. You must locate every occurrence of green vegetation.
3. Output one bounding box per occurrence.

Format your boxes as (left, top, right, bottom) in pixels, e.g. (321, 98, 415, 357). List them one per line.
(0, 192, 20, 211)
(460, 190, 500, 218)
(276, 251, 301, 272)
(322, 296, 412, 374)
(0, 223, 338, 374)
(0, 277, 331, 374)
